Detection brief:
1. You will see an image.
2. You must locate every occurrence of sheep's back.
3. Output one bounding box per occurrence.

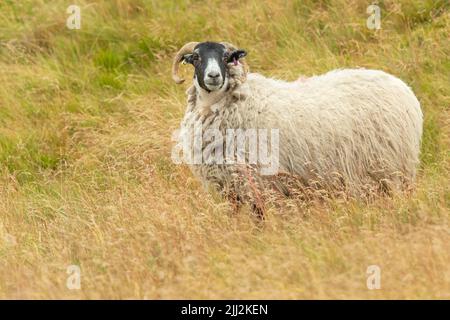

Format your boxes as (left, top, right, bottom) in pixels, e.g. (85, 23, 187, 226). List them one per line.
(243, 69, 423, 193)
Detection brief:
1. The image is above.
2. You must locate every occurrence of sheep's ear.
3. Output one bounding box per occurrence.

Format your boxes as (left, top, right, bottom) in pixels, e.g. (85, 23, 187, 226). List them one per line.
(182, 54, 195, 65)
(227, 50, 247, 63)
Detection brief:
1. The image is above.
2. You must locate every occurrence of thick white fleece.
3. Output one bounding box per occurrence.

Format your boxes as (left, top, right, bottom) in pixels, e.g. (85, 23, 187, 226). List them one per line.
(178, 63, 423, 198)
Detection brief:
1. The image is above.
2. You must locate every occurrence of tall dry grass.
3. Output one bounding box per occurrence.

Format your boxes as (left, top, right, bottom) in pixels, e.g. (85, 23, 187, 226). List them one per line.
(0, 0, 449, 299)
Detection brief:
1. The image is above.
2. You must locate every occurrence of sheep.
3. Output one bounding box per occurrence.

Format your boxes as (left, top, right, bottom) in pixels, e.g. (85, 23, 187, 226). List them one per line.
(171, 41, 423, 218)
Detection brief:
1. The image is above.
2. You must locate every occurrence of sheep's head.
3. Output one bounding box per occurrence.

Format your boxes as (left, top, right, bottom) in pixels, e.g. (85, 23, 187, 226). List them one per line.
(172, 41, 247, 92)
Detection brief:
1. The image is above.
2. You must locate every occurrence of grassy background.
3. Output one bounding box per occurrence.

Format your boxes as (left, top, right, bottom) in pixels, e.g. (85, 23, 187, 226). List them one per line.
(0, 0, 449, 299)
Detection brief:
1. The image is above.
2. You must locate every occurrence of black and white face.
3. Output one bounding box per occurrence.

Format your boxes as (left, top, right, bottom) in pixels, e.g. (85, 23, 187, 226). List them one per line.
(182, 42, 247, 92)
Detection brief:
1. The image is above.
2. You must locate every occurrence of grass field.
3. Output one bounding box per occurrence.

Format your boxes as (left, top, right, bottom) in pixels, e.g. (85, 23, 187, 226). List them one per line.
(0, 0, 449, 299)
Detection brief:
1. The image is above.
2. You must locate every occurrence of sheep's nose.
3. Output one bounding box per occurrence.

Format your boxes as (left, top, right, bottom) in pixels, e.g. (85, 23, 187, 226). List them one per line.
(207, 71, 220, 79)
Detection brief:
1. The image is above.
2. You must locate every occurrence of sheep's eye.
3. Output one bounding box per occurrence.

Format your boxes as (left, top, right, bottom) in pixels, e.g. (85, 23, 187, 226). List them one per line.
(192, 54, 199, 61)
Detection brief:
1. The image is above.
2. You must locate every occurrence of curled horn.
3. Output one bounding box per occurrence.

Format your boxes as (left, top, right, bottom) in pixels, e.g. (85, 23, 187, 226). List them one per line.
(172, 42, 199, 84)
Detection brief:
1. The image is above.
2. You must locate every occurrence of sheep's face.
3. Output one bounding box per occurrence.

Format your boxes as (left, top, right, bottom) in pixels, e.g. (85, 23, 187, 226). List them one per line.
(182, 42, 247, 92)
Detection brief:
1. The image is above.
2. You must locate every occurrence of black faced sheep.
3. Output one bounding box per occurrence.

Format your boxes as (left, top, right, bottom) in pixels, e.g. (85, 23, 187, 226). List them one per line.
(171, 41, 423, 218)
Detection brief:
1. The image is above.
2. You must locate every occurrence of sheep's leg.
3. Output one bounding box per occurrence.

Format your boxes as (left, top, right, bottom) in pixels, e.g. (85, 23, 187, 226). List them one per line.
(251, 202, 265, 221)
(238, 165, 267, 220)
(227, 190, 243, 215)
(228, 190, 266, 220)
